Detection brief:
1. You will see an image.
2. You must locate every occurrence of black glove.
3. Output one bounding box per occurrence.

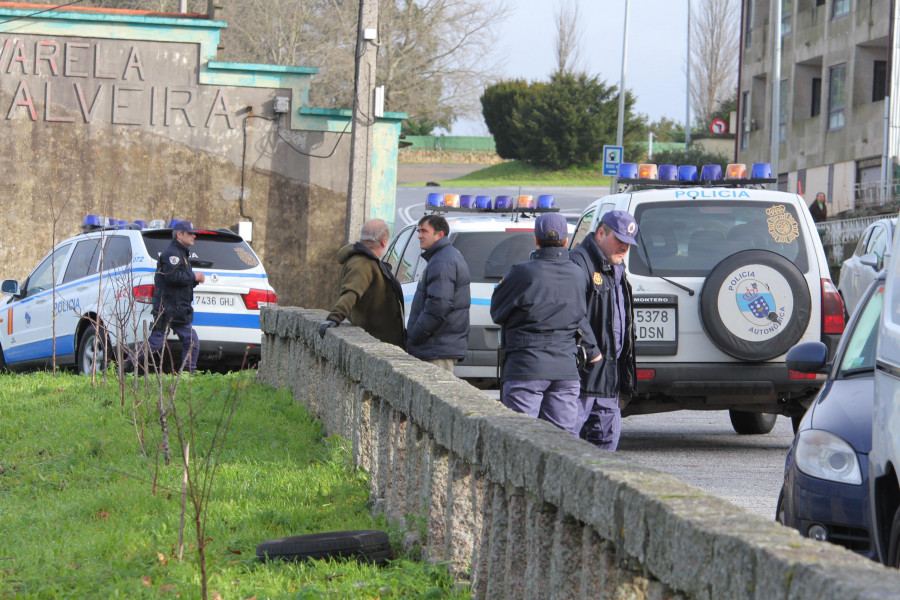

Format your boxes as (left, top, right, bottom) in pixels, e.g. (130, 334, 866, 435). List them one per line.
(318, 319, 338, 338)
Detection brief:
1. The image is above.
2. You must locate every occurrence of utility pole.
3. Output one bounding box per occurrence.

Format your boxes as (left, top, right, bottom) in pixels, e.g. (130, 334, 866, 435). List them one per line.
(685, 0, 691, 150)
(611, 0, 630, 195)
(770, 0, 782, 187)
(346, 0, 379, 244)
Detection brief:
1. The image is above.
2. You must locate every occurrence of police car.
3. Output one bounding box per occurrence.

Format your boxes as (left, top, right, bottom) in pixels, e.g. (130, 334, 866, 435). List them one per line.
(0, 216, 276, 374)
(570, 163, 845, 434)
(386, 193, 569, 383)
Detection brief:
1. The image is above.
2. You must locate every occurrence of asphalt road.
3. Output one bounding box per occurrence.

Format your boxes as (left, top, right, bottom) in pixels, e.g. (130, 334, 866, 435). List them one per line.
(482, 387, 793, 521)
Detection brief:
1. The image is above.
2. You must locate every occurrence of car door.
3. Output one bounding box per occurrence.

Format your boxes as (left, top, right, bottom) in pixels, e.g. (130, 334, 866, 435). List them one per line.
(851, 224, 887, 313)
(4, 244, 73, 365)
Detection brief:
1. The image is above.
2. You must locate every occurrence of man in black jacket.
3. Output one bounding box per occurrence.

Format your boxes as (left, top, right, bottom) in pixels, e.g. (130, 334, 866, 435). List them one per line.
(570, 210, 638, 450)
(146, 220, 205, 372)
(406, 214, 470, 372)
(491, 212, 599, 434)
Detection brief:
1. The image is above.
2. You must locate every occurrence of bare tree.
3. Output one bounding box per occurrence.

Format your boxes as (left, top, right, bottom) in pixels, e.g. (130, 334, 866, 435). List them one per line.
(689, 0, 740, 127)
(554, 0, 584, 75)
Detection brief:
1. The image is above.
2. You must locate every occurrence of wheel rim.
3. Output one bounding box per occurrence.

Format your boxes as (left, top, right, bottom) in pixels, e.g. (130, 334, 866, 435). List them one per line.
(81, 332, 105, 374)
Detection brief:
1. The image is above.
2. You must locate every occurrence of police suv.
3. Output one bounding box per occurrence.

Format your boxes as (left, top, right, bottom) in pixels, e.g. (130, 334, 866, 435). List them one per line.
(386, 193, 567, 383)
(0, 216, 276, 374)
(570, 163, 844, 434)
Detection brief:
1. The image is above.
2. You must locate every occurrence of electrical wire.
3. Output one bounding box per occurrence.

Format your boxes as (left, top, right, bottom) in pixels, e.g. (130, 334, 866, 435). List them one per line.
(0, 0, 85, 26)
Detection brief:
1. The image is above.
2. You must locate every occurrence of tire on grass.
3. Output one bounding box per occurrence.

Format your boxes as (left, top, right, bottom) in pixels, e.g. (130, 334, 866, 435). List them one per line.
(256, 530, 391, 563)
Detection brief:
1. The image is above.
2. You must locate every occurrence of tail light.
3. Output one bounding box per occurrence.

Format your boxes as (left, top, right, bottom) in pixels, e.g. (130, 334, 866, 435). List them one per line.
(133, 284, 155, 304)
(637, 368, 656, 380)
(242, 289, 277, 310)
(821, 279, 845, 335)
(789, 370, 818, 379)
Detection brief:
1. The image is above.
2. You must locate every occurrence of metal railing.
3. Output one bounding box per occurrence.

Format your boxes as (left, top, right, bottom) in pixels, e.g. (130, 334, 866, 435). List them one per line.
(852, 179, 900, 210)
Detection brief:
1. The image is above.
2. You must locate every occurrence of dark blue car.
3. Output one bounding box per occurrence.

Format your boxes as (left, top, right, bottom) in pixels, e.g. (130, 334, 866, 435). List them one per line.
(778, 271, 884, 560)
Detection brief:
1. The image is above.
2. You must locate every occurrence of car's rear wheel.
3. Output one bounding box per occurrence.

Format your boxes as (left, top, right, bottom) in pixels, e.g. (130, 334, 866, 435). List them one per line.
(729, 410, 777, 435)
(887, 506, 900, 568)
(77, 323, 109, 375)
(700, 250, 812, 361)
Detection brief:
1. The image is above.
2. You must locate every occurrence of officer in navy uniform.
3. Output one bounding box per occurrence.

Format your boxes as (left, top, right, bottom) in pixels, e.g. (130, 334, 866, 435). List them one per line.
(146, 220, 206, 372)
(490, 212, 599, 435)
(570, 210, 638, 450)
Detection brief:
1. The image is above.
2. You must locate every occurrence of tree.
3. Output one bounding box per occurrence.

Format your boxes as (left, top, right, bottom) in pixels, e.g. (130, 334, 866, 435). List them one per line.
(554, 0, 584, 76)
(480, 80, 531, 160)
(649, 117, 686, 143)
(689, 0, 740, 127)
(81, 1, 509, 132)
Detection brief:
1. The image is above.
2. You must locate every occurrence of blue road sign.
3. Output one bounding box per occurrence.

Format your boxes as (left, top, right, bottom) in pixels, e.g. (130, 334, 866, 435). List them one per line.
(603, 145, 623, 177)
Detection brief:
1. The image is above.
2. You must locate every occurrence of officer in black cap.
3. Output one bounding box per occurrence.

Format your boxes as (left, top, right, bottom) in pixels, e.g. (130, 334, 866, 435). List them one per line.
(143, 220, 206, 373)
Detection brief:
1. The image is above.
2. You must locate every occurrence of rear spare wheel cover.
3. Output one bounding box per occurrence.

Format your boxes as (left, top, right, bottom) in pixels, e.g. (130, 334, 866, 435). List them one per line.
(699, 250, 811, 361)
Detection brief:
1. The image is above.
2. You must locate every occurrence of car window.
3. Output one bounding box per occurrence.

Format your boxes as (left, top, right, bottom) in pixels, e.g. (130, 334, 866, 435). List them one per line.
(396, 228, 422, 284)
(570, 209, 595, 249)
(838, 283, 883, 375)
(854, 227, 873, 256)
(867, 226, 887, 264)
(24, 243, 72, 297)
(386, 225, 415, 275)
(103, 236, 133, 271)
(142, 231, 260, 271)
(452, 231, 537, 283)
(63, 239, 101, 283)
(629, 201, 809, 276)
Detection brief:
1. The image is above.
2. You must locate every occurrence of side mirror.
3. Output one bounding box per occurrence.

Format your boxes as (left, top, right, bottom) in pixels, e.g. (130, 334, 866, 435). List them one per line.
(1, 279, 19, 296)
(785, 341, 829, 374)
(860, 253, 878, 268)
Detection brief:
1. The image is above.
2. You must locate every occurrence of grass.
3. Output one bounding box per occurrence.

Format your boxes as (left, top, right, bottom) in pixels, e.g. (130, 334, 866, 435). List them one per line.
(0, 370, 467, 599)
(402, 160, 612, 187)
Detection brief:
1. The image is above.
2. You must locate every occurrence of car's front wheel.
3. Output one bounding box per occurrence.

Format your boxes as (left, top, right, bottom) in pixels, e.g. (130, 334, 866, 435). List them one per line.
(729, 410, 777, 435)
(77, 323, 109, 375)
(887, 506, 900, 568)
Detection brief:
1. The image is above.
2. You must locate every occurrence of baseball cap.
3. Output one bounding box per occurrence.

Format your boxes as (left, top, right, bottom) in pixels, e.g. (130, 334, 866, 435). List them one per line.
(173, 220, 197, 234)
(599, 210, 638, 245)
(533, 212, 568, 242)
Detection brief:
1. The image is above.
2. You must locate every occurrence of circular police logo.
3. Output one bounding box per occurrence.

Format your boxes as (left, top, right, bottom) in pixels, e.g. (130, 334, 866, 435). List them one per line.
(593, 272, 603, 286)
(169, 256, 180, 265)
(716, 264, 795, 341)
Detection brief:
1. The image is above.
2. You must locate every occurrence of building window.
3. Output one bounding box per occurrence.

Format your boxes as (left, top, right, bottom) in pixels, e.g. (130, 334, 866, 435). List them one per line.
(833, 0, 849, 18)
(874, 60, 887, 102)
(828, 64, 846, 130)
(741, 90, 750, 150)
(816, 0, 825, 5)
(779, 80, 788, 142)
(811, 77, 821, 117)
(744, 0, 753, 48)
(781, 0, 793, 36)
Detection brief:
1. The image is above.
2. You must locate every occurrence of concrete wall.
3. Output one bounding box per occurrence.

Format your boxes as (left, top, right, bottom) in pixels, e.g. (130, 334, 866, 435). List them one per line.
(0, 4, 404, 309)
(258, 306, 900, 600)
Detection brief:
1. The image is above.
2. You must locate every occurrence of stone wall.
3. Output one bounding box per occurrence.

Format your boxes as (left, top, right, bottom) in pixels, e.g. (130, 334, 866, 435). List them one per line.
(258, 306, 900, 599)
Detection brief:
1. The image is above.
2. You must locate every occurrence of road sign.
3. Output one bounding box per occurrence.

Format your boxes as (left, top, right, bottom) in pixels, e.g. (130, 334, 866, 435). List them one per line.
(603, 145, 623, 176)
(710, 118, 727, 134)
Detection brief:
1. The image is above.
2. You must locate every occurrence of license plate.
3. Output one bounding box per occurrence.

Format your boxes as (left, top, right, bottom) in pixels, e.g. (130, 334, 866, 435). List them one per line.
(635, 308, 676, 341)
(194, 294, 237, 308)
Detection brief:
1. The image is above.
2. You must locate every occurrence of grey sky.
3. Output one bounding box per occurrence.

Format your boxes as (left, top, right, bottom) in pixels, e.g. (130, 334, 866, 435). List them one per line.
(451, 0, 697, 135)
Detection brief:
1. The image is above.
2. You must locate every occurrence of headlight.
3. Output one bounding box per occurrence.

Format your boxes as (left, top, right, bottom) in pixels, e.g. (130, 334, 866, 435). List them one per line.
(795, 429, 862, 485)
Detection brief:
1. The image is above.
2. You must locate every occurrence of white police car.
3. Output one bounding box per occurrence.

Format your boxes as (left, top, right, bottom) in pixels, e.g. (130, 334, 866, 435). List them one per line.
(0, 216, 276, 374)
(386, 193, 568, 383)
(571, 163, 845, 434)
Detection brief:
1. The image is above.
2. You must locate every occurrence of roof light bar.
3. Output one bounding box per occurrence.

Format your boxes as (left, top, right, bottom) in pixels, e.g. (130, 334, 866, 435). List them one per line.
(424, 194, 559, 214)
(726, 163, 748, 179)
(638, 164, 658, 179)
(460, 194, 475, 209)
(443, 194, 460, 208)
(426, 192, 443, 207)
(751, 162, 773, 179)
(616, 161, 775, 188)
(495, 195, 513, 210)
(537, 195, 555, 209)
(700, 164, 723, 181)
(518, 195, 534, 209)
(658, 165, 678, 181)
(619, 163, 638, 179)
(678, 165, 698, 181)
(475, 195, 492, 209)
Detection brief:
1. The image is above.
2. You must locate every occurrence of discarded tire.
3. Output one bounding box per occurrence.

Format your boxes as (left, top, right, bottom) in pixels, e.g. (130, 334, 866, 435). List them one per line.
(256, 530, 391, 563)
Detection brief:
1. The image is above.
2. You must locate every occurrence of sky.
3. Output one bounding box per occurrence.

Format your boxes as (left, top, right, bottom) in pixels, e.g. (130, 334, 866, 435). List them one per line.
(450, 0, 693, 135)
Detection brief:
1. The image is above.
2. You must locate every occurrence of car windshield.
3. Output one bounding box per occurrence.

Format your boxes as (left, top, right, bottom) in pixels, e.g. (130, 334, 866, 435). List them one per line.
(142, 231, 260, 271)
(451, 231, 537, 283)
(630, 200, 809, 276)
(837, 283, 884, 377)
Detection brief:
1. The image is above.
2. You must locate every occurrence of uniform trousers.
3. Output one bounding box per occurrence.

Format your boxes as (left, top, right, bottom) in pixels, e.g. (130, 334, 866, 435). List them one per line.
(580, 394, 621, 451)
(502, 379, 582, 435)
(146, 321, 199, 372)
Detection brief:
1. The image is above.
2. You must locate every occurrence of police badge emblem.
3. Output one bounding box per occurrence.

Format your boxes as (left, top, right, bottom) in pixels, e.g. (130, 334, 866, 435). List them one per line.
(593, 272, 602, 285)
(169, 256, 180, 265)
(766, 205, 799, 243)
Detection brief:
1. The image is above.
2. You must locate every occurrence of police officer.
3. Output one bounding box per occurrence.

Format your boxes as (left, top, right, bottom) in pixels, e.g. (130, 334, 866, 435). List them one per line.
(570, 210, 638, 450)
(146, 220, 206, 372)
(490, 212, 599, 435)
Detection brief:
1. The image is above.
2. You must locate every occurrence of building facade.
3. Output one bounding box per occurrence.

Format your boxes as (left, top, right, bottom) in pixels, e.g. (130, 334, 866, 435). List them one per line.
(737, 0, 898, 216)
(0, 2, 404, 309)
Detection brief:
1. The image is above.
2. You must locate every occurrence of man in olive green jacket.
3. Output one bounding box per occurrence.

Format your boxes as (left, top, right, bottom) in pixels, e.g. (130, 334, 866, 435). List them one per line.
(318, 219, 406, 348)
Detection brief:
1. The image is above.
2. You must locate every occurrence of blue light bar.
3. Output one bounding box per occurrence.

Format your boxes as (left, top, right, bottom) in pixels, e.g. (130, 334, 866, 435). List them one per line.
(751, 162, 772, 179)
(537, 195, 555, 209)
(658, 165, 678, 180)
(475, 195, 492, 209)
(82, 215, 102, 229)
(134, 220, 148, 229)
(700, 164, 723, 181)
(426, 193, 443, 207)
(618, 163, 638, 179)
(495, 195, 513, 210)
(459, 194, 475, 209)
(678, 166, 698, 181)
